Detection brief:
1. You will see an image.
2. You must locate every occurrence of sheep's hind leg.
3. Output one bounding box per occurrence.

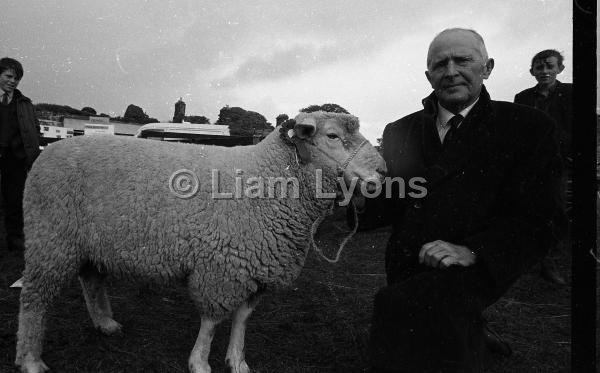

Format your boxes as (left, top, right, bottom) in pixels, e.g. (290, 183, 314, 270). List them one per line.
(225, 298, 260, 373)
(16, 256, 77, 372)
(79, 263, 122, 335)
(188, 316, 221, 373)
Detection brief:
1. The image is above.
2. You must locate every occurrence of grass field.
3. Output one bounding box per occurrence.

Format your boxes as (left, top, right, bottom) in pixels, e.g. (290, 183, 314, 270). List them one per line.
(0, 206, 577, 372)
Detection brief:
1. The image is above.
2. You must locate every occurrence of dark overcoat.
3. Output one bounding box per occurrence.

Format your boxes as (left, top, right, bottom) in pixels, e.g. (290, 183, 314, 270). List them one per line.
(363, 86, 566, 372)
(514, 80, 572, 157)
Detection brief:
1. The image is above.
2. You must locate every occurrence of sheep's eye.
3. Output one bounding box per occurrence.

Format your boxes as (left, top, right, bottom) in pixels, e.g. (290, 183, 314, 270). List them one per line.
(327, 133, 339, 139)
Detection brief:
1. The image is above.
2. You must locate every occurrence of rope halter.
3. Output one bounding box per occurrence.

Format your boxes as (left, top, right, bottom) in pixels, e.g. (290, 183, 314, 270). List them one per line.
(337, 139, 368, 177)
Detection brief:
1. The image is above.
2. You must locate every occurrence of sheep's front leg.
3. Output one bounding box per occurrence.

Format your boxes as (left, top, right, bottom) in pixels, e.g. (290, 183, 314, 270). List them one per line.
(225, 300, 257, 373)
(189, 317, 220, 373)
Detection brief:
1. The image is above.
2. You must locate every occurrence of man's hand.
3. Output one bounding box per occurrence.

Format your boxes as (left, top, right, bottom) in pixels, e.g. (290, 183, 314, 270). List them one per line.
(419, 240, 476, 268)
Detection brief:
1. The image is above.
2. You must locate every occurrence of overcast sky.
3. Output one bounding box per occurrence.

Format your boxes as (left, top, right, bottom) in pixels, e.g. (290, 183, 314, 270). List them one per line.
(1, 0, 572, 143)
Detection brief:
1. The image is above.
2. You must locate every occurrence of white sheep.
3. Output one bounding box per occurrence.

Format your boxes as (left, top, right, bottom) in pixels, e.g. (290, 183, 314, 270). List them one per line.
(15, 111, 386, 373)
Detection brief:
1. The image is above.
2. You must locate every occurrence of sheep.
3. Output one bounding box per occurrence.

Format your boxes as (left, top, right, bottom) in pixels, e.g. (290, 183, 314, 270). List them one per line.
(15, 111, 386, 373)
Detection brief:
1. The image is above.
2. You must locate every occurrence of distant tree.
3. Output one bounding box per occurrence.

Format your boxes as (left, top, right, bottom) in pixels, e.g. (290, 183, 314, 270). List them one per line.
(123, 104, 146, 122)
(230, 111, 270, 137)
(217, 106, 274, 136)
(299, 103, 350, 114)
(123, 104, 159, 124)
(215, 106, 247, 126)
(34, 103, 88, 116)
(184, 115, 210, 124)
(81, 106, 97, 115)
(276, 114, 289, 126)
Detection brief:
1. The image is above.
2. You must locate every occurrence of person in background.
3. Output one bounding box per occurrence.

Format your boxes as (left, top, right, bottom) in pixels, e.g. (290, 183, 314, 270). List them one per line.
(355, 29, 566, 373)
(0, 57, 40, 253)
(514, 49, 572, 285)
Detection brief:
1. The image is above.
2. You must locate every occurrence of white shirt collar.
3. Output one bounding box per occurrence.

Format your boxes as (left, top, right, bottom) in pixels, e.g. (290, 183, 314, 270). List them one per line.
(437, 97, 479, 128)
(0, 87, 13, 99)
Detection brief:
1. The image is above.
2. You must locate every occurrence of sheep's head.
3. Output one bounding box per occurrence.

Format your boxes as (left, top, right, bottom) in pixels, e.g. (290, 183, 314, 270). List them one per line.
(282, 111, 386, 196)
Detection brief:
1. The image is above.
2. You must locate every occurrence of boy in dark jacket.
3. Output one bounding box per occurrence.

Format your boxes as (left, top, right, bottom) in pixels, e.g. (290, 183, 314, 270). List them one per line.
(515, 49, 572, 285)
(0, 57, 41, 252)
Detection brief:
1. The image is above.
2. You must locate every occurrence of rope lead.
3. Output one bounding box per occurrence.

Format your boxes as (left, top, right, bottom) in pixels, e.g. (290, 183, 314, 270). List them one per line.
(309, 199, 360, 263)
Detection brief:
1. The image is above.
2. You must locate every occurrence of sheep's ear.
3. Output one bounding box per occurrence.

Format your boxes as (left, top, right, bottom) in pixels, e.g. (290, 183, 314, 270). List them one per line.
(294, 117, 316, 139)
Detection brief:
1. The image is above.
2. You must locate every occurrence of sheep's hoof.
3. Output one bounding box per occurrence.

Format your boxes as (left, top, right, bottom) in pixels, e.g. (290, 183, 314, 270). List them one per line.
(188, 360, 211, 373)
(97, 318, 123, 335)
(20, 353, 49, 373)
(226, 359, 250, 373)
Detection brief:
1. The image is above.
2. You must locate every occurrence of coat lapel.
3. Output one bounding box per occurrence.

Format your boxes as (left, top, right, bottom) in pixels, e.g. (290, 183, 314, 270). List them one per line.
(421, 113, 442, 167)
(419, 88, 493, 190)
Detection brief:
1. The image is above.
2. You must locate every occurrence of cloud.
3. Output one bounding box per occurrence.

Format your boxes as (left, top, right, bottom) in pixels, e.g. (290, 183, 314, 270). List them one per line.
(211, 39, 380, 88)
(1, 0, 572, 127)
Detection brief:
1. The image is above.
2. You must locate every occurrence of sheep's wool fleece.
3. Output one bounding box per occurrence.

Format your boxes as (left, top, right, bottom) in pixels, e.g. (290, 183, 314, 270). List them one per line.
(23, 133, 333, 317)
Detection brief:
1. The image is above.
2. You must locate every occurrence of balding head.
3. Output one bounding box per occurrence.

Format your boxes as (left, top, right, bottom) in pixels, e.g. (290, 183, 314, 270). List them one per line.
(427, 28, 488, 69)
(424, 28, 494, 113)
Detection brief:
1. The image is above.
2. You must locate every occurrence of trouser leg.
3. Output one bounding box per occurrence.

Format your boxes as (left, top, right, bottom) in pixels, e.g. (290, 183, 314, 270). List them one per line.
(540, 161, 570, 284)
(1, 156, 28, 250)
(369, 265, 496, 373)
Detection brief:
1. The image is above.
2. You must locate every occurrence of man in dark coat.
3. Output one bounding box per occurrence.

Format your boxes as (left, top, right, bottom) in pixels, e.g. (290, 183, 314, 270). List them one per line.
(359, 29, 566, 373)
(514, 49, 572, 285)
(0, 57, 41, 252)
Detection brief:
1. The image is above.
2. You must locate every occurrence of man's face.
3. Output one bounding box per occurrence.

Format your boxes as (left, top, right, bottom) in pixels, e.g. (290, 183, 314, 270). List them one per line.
(530, 56, 564, 86)
(425, 31, 493, 111)
(0, 69, 20, 94)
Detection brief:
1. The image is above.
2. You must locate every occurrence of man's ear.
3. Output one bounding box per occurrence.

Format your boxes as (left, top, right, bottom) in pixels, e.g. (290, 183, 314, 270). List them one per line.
(482, 58, 494, 79)
(425, 70, 433, 87)
(529, 68, 535, 76)
(558, 64, 565, 74)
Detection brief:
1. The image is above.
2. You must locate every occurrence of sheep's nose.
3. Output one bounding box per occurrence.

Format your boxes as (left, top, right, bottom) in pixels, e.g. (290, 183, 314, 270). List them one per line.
(365, 182, 378, 193)
(376, 167, 387, 177)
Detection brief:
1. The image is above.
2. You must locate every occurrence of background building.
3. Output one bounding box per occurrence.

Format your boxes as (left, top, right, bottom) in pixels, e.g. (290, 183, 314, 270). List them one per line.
(173, 98, 186, 123)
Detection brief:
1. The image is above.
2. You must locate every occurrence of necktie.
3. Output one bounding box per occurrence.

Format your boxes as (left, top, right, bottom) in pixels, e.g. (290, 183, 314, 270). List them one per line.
(1, 93, 8, 105)
(443, 114, 464, 147)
